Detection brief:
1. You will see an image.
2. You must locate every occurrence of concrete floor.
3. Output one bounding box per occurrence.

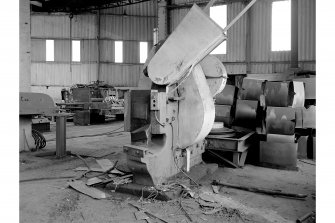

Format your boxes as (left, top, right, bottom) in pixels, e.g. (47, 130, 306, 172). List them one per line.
(20, 120, 315, 223)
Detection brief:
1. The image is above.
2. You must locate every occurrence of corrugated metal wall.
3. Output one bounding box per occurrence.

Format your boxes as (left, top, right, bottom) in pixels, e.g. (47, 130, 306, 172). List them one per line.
(31, 0, 315, 100)
(31, 1, 157, 101)
(169, 0, 315, 74)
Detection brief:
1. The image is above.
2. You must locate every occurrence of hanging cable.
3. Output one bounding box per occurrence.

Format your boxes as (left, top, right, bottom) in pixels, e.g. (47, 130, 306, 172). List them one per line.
(31, 129, 46, 151)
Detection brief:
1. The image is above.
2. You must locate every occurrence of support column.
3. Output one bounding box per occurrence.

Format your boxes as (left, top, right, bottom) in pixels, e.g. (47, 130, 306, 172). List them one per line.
(158, 0, 168, 41)
(245, 3, 252, 74)
(291, 0, 298, 68)
(19, 0, 31, 92)
(97, 10, 101, 81)
(56, 116, 67, 158)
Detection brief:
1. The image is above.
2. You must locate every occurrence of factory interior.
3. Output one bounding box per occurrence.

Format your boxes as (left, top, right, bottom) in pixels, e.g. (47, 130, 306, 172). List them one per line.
(6, 0, 331, 222)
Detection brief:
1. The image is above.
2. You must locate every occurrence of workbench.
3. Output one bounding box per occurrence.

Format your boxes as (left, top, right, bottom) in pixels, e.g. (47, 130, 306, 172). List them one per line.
(205, 131, 255, 167)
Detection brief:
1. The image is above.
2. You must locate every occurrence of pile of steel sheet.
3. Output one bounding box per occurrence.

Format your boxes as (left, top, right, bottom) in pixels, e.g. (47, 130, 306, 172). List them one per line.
(211, 76, 316, 169)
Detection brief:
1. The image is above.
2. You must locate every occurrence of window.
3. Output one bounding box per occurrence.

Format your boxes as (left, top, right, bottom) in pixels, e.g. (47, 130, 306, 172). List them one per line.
(72, 40, 81, 62)
(115, 41, 123, 63)
(271, 0, 291, 51)
(210, 5, 227, 54)
(139, 42, 148, 63)
(46, 40, 54, 61)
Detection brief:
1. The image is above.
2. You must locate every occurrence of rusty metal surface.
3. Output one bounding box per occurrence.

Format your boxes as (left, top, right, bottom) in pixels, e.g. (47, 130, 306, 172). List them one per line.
(234, 99, 259, 129)
(264, 81, 293, 107)
(238, 78, 264, 100)
(214, 85, 236, 105)
(266, 106, 295, 135)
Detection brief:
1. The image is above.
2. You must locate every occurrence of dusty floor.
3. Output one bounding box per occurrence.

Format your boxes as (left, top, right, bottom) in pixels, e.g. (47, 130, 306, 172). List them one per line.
(20, 120, 315, 223)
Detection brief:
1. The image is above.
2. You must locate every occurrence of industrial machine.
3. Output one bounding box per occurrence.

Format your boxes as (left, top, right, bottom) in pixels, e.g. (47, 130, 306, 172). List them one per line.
(57, 81, 124, 125)
(123, 0, 257, 186)
(20, 92, 56, 151)
(20, 92, 69, 158)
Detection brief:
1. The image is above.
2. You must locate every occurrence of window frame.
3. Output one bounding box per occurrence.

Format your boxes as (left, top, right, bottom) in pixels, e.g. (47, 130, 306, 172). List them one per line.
(139, 41, 148, 64)
(114, 41, 123, 63)
(72, 40, 81, 62)
(271, 0, 291, 52)
(209, 4, 227, 55)
(46, 39, 54, 62)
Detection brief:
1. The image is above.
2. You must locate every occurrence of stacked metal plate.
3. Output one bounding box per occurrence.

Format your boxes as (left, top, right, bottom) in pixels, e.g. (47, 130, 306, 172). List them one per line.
(260, 80, 306, 170)
(209, 126, 236, 138)
(234, 99, 259, 129)
(238, 78, 264, 101)
(214, 84, 236, 127)
(214, 85, 236, 105)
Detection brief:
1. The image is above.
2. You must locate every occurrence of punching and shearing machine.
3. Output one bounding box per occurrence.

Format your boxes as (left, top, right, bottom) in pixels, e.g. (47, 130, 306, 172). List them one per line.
(123, 0, 257, 186)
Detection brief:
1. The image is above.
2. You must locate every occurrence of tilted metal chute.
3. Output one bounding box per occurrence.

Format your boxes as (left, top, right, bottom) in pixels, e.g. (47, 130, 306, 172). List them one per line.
(123, 0, 257, 186)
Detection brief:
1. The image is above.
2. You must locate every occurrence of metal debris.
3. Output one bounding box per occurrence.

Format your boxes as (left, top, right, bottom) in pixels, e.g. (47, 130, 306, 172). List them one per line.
(96, 159, 115, 172)
(212, 185, 220, 194)
(134, 211, 149, 221)
(86, 177, 103, 186)
(74, 167, 125, 175)
(68, 180, 107, 199)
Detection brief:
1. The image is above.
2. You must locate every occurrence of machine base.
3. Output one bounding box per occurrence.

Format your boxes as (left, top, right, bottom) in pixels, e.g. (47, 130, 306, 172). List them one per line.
(106, 163, 218, 201)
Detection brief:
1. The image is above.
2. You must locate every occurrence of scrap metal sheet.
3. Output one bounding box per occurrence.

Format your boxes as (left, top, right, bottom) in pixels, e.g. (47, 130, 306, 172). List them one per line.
(214, 85, 236, 105)
(260, 141, 298, 170)
(96, 159, 114, 172)
(267, 134, 295, 143)
(68, 180, 107, 199)
(302, 105, 316, 129)
(234, 99, 259, 129)
(264, 81, 293, 107)
(294, 108, 303, 129)
(291, 81, 305, 108)
(214, 105, 232, 126)
(293, 77, 316, 99)
(266, 106, 295, 135)
(238, 78, 264, 101)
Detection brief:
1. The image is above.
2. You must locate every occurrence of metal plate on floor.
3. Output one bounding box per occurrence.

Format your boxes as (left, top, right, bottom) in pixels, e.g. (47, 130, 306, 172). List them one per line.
(75, 148, 116, 158)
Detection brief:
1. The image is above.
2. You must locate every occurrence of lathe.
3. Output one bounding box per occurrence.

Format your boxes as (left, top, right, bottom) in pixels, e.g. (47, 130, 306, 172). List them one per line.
(123, 0, 257, 186)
